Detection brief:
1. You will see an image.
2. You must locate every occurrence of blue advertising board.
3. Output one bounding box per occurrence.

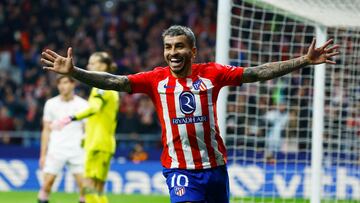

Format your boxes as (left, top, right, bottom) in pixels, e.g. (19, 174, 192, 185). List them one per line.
(0, 159, 359, 200)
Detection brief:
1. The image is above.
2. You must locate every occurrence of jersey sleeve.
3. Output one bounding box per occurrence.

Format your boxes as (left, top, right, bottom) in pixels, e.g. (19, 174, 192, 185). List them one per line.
(74, 88, 104, 120)
(127, 70, 156, 95)
(214, 63, 244, 87)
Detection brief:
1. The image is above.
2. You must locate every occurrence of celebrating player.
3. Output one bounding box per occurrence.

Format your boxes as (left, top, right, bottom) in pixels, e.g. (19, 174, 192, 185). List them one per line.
(51, 52, 119, 203)
(41, 25, 339, 203)
(38, 76, 88, 203)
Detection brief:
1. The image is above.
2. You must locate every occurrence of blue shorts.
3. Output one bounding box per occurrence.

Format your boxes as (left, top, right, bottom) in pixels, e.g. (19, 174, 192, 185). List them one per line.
(163, 165, 229, 203)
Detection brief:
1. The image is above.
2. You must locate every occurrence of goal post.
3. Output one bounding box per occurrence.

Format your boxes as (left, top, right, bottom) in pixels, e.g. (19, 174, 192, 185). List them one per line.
(216, 0, 232, 140)
(311, 25, 327, 203)
(216, 0, 360, 202)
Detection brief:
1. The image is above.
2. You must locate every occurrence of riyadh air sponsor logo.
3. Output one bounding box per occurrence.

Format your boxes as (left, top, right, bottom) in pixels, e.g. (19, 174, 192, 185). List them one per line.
(193, 79, 207, 91)
(179, 91, 196, 114)
(172, 115, 208, 125)
(174, 186, 186, 196)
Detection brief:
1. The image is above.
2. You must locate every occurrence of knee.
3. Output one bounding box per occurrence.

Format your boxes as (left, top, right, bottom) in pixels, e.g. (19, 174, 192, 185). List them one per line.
(82, 185, 97, 195)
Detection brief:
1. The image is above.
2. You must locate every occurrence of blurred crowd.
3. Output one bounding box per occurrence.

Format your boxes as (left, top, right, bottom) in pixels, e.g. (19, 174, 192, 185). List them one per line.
(0, 0, 359, 164)
(0, 0, 216, 141)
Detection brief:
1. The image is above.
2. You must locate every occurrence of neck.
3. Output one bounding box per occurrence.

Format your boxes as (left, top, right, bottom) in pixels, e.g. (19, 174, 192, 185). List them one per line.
(60, 93, 74, 101)
(170, 64, 192, 78)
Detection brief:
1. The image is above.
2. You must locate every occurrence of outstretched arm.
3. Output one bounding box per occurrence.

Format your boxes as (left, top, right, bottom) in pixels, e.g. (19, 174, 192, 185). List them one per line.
(242, 38, 340, 83)
(41, 48, 131, 92)
(71, 67, 131, 92)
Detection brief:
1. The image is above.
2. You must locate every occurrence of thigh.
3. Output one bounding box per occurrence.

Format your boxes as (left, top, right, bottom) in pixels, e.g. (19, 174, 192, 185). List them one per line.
(67, 151, 85, 174)
(205, 166, 229, 203)
(84, 150, 112, 181)
(163, 168, 206, 203)
(43, 153, 66, 175)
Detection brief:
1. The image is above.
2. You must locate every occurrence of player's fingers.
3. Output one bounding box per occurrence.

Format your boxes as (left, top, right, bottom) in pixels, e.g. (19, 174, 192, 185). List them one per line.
(326, 51, 340, 58)
(325, 44, 340, 52)
(41, 51, 56, 61)
(40, 58, 54, 67)
(45, 49, 61, 59)
(43, 66, 55, 71)
(320, 38, 334, 49)
(325, 59, 336, 64)
(67, 47, 73, 59)
(309, 38, 316, 50)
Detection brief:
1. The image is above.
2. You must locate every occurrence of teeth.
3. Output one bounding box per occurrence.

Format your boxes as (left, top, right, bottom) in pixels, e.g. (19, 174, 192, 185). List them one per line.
(171, 58, 181, 62)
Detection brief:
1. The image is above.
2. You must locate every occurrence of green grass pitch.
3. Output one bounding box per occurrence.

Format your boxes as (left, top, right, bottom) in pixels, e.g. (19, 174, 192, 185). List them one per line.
(0, 192, 169, 203)
(0, 191, 357, 203)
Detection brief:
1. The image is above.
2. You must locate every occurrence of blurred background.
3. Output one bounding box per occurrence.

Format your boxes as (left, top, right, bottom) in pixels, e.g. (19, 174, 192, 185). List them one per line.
(0, 0, 216, 148)
(0, 0, 217, 196)
(1, 0, 360, 202)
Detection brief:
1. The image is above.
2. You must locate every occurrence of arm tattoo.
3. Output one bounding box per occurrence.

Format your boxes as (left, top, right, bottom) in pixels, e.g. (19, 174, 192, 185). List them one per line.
(242, 56, 310, 83)
(71, 67, 131, 92)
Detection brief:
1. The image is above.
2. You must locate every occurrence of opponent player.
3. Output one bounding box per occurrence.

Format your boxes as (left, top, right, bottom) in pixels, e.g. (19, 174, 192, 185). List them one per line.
(51, 52, 119, 203)
(38, 75, 87, 203)
(41, 25, 339, 203)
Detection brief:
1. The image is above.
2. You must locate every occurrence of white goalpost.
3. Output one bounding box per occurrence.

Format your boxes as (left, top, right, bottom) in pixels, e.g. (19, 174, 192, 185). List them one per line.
(216, 0, 360, 202)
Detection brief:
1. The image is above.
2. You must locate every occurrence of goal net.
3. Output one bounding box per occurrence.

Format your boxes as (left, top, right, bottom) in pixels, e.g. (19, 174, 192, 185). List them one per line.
(220, 0, 360, 202)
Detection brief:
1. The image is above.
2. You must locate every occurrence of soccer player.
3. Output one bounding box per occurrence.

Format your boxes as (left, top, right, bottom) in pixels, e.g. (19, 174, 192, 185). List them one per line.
(51, 52, 119, 203)
(38, 75, 87, 203)
(41, 25, 339, 203)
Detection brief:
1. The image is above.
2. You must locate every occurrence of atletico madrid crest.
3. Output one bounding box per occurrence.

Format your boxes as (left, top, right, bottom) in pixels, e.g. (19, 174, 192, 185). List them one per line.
(174, 186, 186, 196)
(193, 79, 207, 91)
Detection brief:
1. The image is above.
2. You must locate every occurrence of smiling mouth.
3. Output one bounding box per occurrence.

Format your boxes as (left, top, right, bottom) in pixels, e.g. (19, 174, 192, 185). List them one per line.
(169, 58, 183, 68)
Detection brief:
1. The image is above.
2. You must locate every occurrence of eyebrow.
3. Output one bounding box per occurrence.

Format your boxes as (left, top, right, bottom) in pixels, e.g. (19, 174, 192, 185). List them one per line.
(164, 42, 185, 46)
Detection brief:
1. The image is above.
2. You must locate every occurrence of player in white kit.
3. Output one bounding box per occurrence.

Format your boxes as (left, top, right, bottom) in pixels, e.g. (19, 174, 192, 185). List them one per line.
(38, 75, 88, 203)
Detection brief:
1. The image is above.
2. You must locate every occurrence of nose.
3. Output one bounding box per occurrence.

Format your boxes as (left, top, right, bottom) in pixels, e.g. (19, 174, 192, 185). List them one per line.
(169, 47, 178, 56)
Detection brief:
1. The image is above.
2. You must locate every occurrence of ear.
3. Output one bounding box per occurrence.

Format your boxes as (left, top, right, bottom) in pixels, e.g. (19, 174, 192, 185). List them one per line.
(192, 47, 197, 59)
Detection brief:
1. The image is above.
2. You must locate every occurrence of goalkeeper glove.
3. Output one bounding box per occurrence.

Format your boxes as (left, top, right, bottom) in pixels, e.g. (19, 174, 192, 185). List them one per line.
(50, 116, 76, 130)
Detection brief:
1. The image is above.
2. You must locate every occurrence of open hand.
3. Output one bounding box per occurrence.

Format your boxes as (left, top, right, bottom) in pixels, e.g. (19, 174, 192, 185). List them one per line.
(41, 47, 74, 75)
(306, 38, 340, 65)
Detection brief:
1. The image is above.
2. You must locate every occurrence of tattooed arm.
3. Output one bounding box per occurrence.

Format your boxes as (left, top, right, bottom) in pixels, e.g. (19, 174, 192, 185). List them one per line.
(41, 47, 131, 92)
(242, 38, 340, 83)
(242, 56, 309, 83)
(71, 67, 131, 92)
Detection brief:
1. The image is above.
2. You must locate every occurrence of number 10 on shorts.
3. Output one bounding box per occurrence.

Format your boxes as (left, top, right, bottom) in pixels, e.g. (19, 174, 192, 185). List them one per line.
(171, 174, 189, 187)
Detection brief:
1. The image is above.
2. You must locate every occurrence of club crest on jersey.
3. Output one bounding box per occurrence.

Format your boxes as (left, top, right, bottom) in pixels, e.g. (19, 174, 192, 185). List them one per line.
(174, 186, 186, 196)
(179, 91, 196, 114)
(193, 79, 207, 91)
(97, 89, 105, 95)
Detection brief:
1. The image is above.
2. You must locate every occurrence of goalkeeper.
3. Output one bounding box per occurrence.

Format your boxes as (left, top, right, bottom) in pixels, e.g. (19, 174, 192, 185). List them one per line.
(52, 52, 119, 203)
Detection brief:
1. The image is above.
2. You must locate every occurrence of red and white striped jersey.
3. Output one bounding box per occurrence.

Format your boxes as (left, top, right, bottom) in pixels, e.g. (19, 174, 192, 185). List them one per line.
(128, 62, 244, 169)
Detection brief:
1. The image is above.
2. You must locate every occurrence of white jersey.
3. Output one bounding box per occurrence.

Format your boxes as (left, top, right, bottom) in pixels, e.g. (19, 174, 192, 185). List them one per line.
(43, 95, 88, 156)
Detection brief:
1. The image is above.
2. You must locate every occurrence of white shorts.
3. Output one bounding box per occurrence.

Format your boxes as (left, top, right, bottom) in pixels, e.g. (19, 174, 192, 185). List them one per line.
(43, 150, 84, 175)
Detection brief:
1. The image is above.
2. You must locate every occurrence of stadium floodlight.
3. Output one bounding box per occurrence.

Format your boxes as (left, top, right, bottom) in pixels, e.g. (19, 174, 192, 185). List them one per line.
(216, 0, 360, 202)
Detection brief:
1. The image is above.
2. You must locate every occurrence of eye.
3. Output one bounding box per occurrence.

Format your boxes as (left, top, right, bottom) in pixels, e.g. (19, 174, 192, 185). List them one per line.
(176, 44, 184, 48)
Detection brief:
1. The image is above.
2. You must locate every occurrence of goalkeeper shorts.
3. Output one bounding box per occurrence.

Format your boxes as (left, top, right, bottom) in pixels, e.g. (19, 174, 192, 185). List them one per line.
(84, 150, 112, 181)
